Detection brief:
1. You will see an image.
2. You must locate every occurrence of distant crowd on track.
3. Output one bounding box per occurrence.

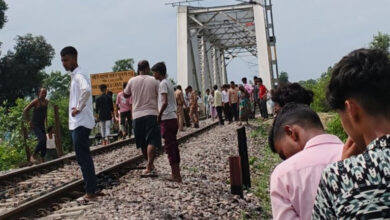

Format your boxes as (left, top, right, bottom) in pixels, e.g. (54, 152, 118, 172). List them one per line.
(22, 46, 390, 218)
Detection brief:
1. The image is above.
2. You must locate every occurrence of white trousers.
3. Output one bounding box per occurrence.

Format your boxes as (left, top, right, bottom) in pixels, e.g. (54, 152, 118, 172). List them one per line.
(99, 120, 111, 140)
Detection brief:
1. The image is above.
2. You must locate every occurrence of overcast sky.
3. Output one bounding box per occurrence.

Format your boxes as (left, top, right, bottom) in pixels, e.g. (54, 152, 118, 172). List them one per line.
(0, 0, 389, 83)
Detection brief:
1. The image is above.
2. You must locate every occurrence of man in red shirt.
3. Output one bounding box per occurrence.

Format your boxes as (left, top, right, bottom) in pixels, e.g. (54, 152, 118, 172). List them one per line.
(258, 78, 268, 120)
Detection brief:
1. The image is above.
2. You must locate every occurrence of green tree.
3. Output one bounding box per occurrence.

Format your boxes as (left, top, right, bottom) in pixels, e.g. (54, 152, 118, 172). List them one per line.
(369, 32, 390, 54)
(0, 0, 7, 57)
(0, 0, 7, 29)
(300, 67, 332, 112)
(112, 58, 134, 72)
(0, 34, 55, 105)
(42, 71, 71, 100)
(278, 71, 289, 85)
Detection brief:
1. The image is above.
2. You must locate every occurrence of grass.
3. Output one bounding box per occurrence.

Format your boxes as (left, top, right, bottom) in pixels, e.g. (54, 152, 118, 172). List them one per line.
(249, 120, 281, 219)
(252, 143, 281, 219)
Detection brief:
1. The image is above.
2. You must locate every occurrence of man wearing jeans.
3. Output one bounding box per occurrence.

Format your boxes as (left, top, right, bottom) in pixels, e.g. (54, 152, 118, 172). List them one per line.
(61, 46, 98, 201)
(152, 62, 182, 182)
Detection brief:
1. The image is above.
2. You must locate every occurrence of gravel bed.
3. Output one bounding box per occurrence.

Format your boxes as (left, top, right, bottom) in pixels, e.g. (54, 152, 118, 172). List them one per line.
(0, 119, 213, 176)
(0, 119, 215, 215)
(44, 121, 263, 220)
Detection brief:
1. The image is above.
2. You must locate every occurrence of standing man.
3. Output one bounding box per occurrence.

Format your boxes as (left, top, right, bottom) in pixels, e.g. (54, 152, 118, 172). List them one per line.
(183, 87, 192, 127)
(188, 86, 199, 128)
(116, 82, 132, 139)
(24, 88, 48, 163)
(312, 48, 390, 219)
(222, 84, 231, 123)
(252, 77, 260, 117)
(258, 78, 268, 120)
(204, 89, 210, 119)
(95, 84, 114, 145)
(152, 62, 182, 182)
(214, 85, 224, 125)
(123, 60, 161, 176)
(61, 46, 98, 201)
(175, 85, 186, 132)
(228, 81, 239, 121)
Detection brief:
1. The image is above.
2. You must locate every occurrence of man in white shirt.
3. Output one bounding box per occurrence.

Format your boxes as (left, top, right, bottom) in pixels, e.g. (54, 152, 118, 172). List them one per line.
(152, 62, 182, 182)
(60, 46, 98, 201)
(222, 84, 231, 123)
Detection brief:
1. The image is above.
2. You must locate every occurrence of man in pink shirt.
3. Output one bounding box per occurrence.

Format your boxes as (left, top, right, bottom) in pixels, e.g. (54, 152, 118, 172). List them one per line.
(124, 60, 161, 176)
(116, 82, 132, 139)
(269, 103, 343, 220)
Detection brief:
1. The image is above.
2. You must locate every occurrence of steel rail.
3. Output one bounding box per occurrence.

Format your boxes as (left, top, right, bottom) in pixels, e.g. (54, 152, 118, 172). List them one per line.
(0, 121, 218, 220)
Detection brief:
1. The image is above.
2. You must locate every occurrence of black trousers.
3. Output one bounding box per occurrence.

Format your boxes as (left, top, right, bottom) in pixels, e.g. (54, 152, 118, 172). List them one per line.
(253, 99, 260, 116)
(120, 111, 132, 136)
(184, 108, 191, 127)
(33, 125, 47, 158)
(260, 99, 268, 119)
(216, 106, 224, 125)
(223, 103, 232, 122)
(230, 103, 239, 121)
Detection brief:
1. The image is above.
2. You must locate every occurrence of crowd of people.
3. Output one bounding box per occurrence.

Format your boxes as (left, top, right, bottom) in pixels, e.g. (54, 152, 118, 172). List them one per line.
(21, 45, 390, 217)
(22, 45, 275, 202)
(200, 76, 272, 126)
(269, 48, 390, 219)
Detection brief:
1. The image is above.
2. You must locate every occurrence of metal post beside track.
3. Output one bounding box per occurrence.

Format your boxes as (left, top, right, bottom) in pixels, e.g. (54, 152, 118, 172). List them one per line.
(237, 126, 251, 189)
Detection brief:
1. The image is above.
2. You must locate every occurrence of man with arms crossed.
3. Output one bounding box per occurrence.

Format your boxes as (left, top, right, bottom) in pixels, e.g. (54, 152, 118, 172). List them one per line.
(269, 103, 343, 220)
(312, 48, 390, 219)
(61, 46, 99, 201)
(152, 62, 182, 182)
(124, 60, 161, 176)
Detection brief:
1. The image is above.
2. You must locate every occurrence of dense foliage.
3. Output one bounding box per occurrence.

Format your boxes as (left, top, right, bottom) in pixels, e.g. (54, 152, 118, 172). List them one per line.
(300, 67, 332, 112)
(112, 58, 134, 72)
(370, 32, 390, 54)
(326, 114, 347, 142)
(0, 0, 6, 30)
(0, 99, 36, 170)
(0, 34, 55, 106)
(0, 71, 72, 171)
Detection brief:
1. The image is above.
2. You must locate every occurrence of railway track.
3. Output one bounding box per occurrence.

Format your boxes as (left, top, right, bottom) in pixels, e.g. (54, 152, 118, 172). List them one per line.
(0, 120, 218, 220)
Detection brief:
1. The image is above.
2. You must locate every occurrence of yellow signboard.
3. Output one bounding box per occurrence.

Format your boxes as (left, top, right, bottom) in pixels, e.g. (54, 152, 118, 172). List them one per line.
(90, 70, 135, 96)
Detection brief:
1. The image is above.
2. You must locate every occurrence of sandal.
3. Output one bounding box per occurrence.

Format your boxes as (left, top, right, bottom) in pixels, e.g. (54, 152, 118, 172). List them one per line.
(140, 169, 158, 178)
(76, 194, 97, 203)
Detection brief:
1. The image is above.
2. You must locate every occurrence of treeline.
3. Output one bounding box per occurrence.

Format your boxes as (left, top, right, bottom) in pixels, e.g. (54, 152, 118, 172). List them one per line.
(0, 1, 138, 170)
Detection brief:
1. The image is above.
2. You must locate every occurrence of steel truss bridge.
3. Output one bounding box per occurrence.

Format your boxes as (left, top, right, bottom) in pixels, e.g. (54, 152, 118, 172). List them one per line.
(176, 0, 279, 94)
